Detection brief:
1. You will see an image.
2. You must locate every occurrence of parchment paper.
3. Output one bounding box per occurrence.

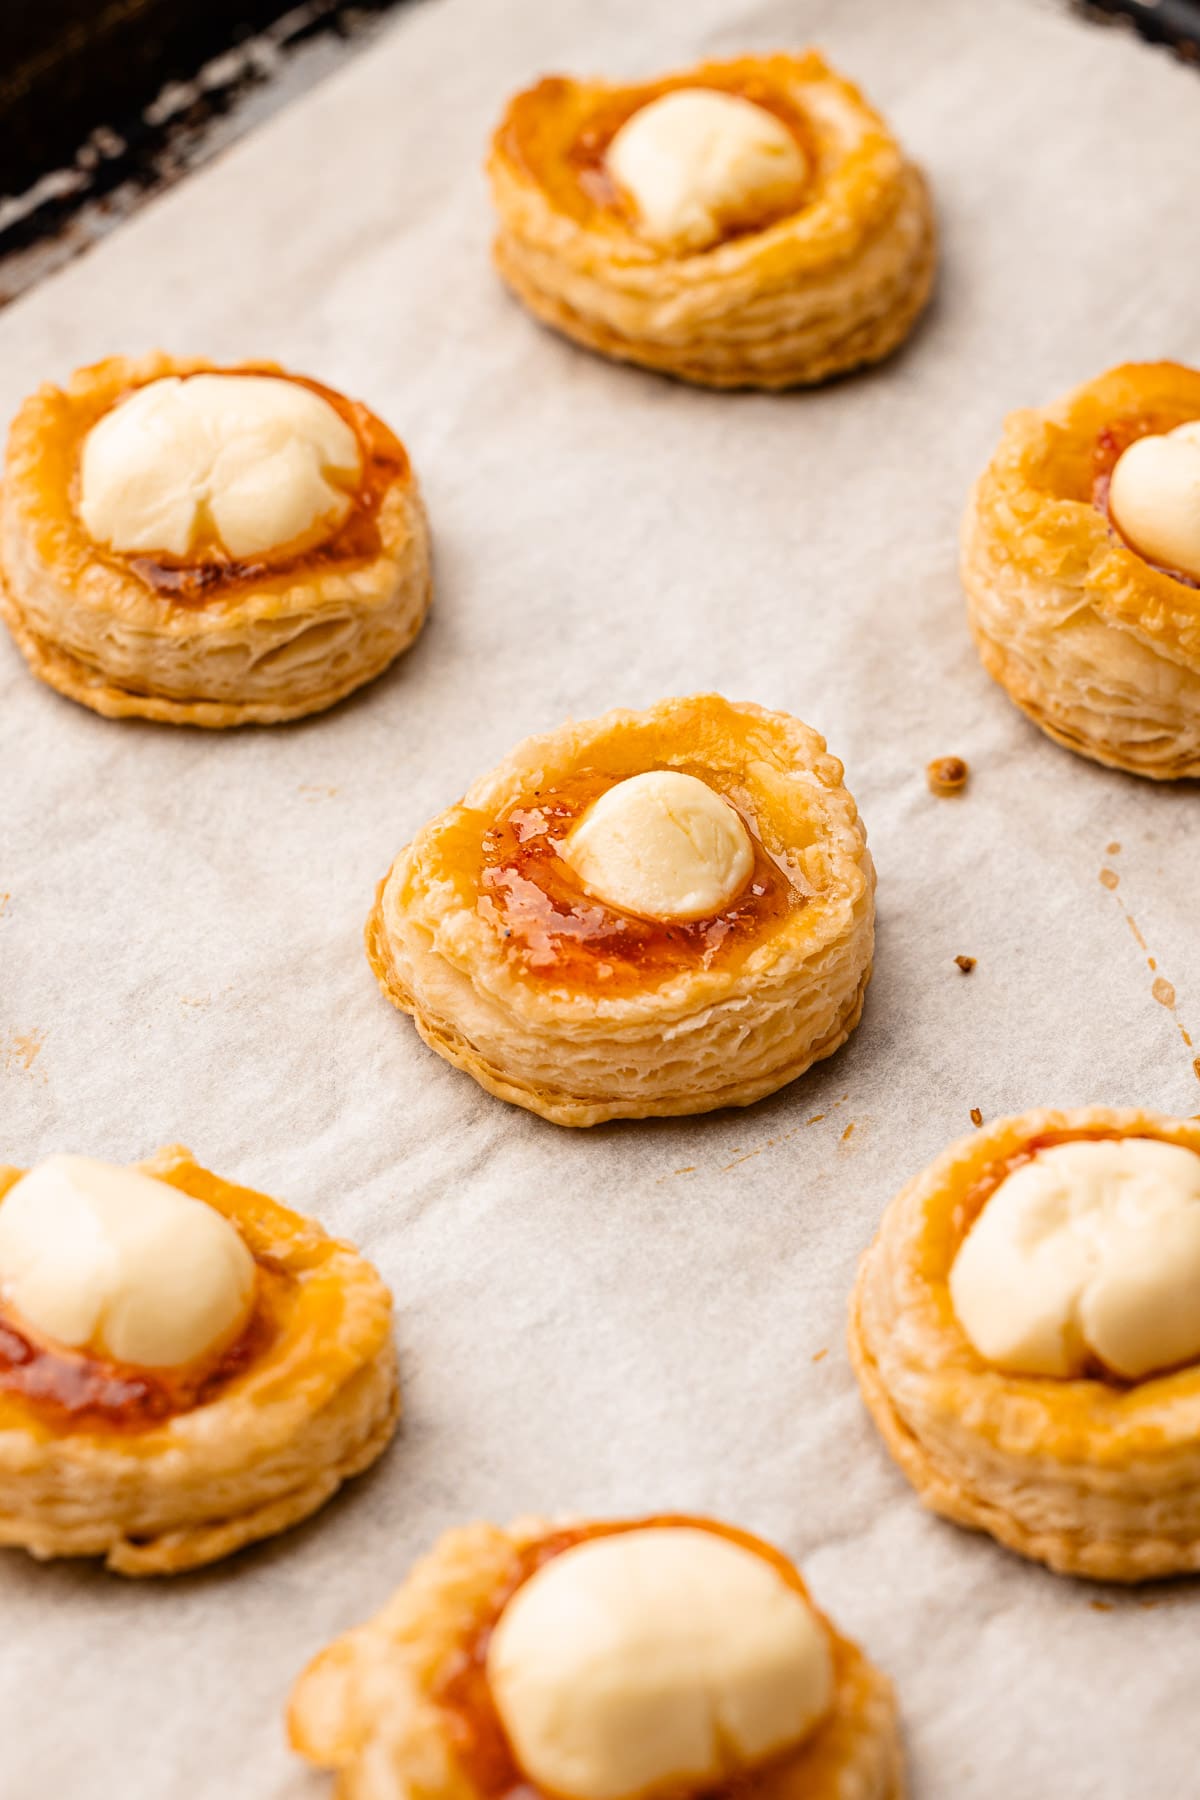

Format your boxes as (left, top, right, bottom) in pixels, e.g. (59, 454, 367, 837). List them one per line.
(2, 1, 1199, 1792)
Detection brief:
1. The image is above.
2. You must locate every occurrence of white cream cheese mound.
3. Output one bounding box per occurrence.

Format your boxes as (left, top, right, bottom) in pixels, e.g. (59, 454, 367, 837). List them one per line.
(950, 1137, 1200, 1380)
(486, 1526, 834, 1800)
(606, 88, 809, 254)
(79, 373, 363, 561)
(1109, 421, 1200, 580)
(559, 770, 754, 922)
(0, 1154, 256, 1369)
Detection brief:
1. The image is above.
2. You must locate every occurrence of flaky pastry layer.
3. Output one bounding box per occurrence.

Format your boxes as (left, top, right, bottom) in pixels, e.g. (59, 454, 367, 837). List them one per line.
(0, 1145, 398, 1575)
(0, 353, 431, 726)
(962, 363, 1200, 779)
(849, 1107, 1200, 1581)
(366, 694, 875, 1126)
(288, 1517, 904, 1800)
(487, 53, 935, 390)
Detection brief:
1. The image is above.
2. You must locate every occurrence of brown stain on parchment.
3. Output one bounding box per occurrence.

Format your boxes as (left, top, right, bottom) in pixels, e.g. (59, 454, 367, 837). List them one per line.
(1098, 860, 1197, 1073)
(660, 1094, 852, 1181)
(0, 894, 10, 917)
(3, 1028, 46, 1081)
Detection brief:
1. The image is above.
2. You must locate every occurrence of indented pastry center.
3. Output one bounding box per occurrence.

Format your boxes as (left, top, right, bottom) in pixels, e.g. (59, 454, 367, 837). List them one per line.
(558, 770, 754, 921)
(485, 1526, 833, 1800)
(949, 1137, 1200, 1380)
(0, 1154, 255, 1369)
(605, 88, 809, 253)
(78, 374, 363, 561)
(1108, 421, 1200, 580)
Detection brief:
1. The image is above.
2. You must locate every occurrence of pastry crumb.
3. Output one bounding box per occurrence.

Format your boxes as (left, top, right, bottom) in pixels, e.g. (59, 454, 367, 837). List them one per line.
(927, 755, 969, 796)
(970, 1107, 983, 1127)
(955, 955, 976, 973)
(811, 1348, 828, 1362)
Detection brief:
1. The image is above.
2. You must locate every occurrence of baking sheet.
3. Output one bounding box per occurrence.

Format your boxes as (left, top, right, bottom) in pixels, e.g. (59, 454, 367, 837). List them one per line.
(2, 0, 1200, 1792)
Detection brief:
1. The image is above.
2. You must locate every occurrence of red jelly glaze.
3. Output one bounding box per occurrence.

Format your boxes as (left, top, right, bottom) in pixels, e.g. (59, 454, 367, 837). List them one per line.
(477, 769, 805, 989)
(433, 1516, 814, 1800)
(92, 369, 409, 607)
(0, 1268, 280, 1432)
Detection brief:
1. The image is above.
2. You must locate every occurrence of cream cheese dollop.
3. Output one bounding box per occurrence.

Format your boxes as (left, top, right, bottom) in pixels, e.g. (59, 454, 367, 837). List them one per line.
(559, 770, 754, 921)
(950, 1137, 1200, 1380)
(486, 1526, 834, 1800)
(606, 88, 809, 254)
(1108, 420, 1200, 580)
(0, 1154, 256, 1369)
(78, 373, 362, 561)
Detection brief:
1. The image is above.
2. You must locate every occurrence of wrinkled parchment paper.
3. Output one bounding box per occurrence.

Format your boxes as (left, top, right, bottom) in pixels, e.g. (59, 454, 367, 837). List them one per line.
(2, 1, 1199, 1792)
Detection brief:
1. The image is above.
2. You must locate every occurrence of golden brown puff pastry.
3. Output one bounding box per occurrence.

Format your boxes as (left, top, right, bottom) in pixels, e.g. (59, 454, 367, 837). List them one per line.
(849, 1106, 1200, 1582)
(289, 1514, 904, 1800)
(366, 694, 875, 1127)
(0, 353, 431, 726)
(0, 1145, 398, 1575)
(962, 363, 1200, 779)
(486, 52, 935, 390)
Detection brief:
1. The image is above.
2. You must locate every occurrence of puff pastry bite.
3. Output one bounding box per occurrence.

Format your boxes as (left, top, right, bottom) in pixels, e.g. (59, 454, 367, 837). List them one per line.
(850, 1106, 1200, 1582)
(962, 362, 1200, 778)
(0, 1145, 398, 1574)
(366, 694, 875, 1126)
(0, 353, 431, 725)
(487, 52, 935, 389)
(289, 1513, 904, 1799)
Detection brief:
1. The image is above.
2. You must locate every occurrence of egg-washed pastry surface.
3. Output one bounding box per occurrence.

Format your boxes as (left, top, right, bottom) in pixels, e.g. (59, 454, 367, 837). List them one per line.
(366, 694, 875, 1126)
(0, 1146, 398, 1574)
(486, 51, 935, 389)
(0, 353, 431, 726)
(961, 362, 1200, 778)
(288, 1514, 904, 1799)
(850, 1106, 1200, 1581)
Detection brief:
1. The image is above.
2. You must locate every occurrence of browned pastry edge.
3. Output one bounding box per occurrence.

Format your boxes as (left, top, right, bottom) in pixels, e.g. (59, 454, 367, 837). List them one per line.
(966, 605, 1200, 781)
(491, 180, 935, 391)
(0, 352, 433, 726)
(0, 559, 431, 727)
(99, 1366, 400, 1576)
(365, 883, 872, 1127)
(0, 1146, 401, 1575)
(960, 364, 1200, 780)
(848, 1107, 1200, 1582)
(287, 1516, 905, 1798)
(486, 52, 936, 392)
